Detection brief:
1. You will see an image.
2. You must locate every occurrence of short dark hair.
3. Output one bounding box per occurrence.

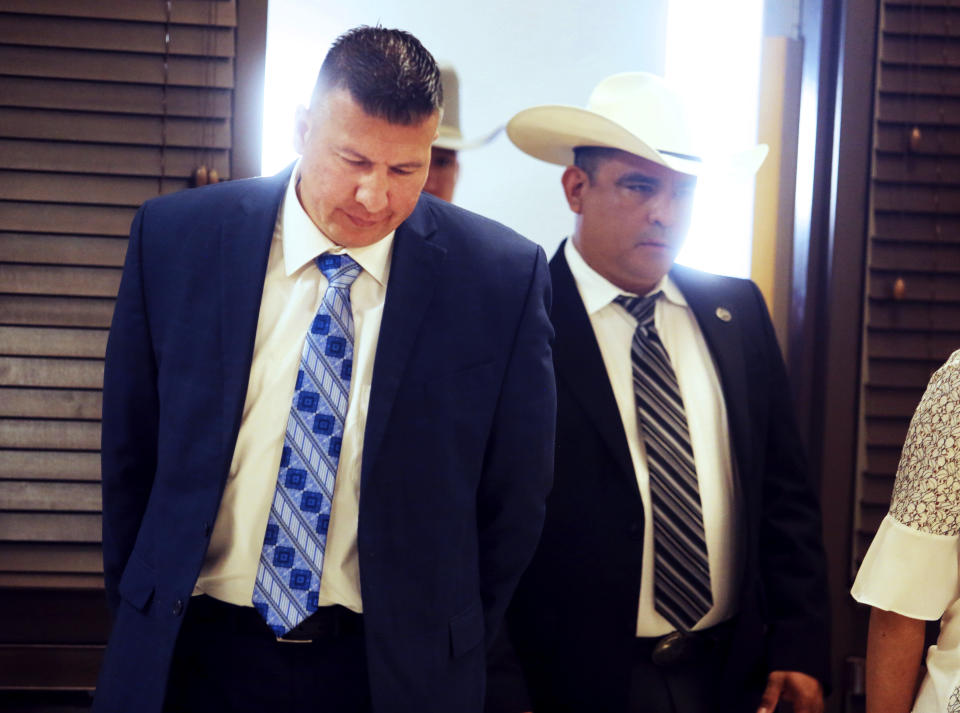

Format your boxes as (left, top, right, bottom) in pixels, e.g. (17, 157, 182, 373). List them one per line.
(311, 26, 442, 125)
(573, 146, 624, 182)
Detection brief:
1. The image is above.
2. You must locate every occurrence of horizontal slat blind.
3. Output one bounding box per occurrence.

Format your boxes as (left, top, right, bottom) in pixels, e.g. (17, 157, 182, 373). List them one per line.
(0, 14, 235, 56)
(1, 77, 232, 118)
(854, 0, 960, 569)
(0, 2, 236, 594)
(0, 0, 237, 26)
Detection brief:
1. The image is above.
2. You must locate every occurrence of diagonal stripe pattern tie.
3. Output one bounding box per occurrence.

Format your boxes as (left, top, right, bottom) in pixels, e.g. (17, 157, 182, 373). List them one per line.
(615, 292, 712, 631)
(252, 253, 362, 636)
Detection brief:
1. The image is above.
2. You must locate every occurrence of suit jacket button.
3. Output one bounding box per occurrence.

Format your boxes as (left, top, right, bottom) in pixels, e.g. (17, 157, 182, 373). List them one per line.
(172, 599, 184, 616)
(627, 523, 643, 540)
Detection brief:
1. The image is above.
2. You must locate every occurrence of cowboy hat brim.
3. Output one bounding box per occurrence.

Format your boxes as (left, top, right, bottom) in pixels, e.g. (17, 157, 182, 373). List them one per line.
(507, 105, 768, 177)
(434, 125, 504, 152)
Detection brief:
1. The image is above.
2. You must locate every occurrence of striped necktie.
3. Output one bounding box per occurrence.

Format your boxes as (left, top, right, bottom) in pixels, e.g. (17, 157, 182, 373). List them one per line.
(615, 292, 713, 631)
(252, 253, 362, 636)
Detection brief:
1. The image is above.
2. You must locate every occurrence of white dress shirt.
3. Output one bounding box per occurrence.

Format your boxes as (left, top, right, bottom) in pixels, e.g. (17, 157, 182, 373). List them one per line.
(564, 239, 741, 636)
(194, 164, 392, 613)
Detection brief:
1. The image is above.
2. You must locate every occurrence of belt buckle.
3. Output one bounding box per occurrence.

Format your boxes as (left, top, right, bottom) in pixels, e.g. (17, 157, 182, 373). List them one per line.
(275, 628, 313, 644)
(651, 630, 692, 666)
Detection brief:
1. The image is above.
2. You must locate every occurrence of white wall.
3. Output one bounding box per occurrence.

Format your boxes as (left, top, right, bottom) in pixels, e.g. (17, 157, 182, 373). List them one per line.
(262, 0, 669, 257)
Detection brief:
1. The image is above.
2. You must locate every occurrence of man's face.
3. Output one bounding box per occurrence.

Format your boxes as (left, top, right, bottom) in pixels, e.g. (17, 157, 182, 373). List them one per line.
(565, 151, 696, 295)
(294, 88, 439, 248)
(423, 147, 460, 202)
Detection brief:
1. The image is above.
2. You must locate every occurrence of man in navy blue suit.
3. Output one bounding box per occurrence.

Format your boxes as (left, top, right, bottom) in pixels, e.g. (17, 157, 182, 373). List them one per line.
(486, 73, 829, 713)
(95, 26, 555, 713)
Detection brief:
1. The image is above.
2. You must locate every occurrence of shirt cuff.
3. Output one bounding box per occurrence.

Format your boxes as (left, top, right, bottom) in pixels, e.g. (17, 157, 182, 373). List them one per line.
(852, 513, 960, 620)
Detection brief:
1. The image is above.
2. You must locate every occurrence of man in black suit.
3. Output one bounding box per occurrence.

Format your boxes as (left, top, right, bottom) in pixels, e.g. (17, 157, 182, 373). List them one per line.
(486, 72, 829, 713)
(95, 27, 555, 713)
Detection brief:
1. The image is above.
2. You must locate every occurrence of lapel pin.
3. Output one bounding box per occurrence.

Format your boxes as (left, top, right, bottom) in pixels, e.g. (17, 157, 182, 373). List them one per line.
(715, 306, 732, 323)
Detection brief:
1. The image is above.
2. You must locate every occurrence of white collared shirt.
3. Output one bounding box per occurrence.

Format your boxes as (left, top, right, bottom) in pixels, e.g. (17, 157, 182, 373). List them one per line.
(195, 163, 392, 613)
(564, 239, 741, 636)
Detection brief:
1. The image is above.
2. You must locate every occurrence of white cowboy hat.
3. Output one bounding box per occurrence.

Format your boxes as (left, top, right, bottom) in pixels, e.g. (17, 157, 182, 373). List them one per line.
(434, 64, 503, 151)
(507, 72, 767, 176)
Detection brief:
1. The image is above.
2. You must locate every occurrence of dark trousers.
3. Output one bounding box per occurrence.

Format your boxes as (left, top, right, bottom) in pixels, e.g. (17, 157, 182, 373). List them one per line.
(164, 595, 371, 713)
(627, 624, 734, 713)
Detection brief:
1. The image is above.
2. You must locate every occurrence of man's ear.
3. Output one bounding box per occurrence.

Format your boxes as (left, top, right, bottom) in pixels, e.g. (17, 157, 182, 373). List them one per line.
(561, 165, 588, 214)
(293, 105, 310, 154)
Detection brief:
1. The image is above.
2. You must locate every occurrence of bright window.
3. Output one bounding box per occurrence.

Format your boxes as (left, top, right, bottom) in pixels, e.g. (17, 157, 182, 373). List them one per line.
(666, 0, 765, 278)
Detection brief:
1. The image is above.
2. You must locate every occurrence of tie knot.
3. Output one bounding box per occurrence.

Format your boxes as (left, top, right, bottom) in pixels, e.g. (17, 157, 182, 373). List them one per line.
(615, 291, 661, 328)
(316, 253, 362, 288)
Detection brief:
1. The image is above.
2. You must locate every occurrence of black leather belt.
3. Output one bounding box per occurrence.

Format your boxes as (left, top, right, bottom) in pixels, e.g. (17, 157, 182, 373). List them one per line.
(635, 619, 734, 667)
(188, 594, 363, 644)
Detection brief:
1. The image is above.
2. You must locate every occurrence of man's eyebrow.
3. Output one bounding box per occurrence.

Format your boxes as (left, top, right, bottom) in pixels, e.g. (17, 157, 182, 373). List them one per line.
(617, 173, 660, 185)
(336, 145, 423, 171)
(390, 159, 425, 171)
(336, 146, 369, 161)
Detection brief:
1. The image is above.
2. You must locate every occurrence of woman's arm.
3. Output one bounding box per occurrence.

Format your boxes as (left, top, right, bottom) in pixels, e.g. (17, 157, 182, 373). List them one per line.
(865, 606, 926, 713)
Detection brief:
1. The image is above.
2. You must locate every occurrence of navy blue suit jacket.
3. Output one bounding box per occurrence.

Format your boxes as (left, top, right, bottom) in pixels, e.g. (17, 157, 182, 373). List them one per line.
(95, 167, 556, 713)
(487, 246, 829, 712)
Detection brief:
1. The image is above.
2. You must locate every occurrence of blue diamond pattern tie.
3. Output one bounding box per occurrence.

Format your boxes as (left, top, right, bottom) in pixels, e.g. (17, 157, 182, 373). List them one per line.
(615, 292, 713, 631)
(252, 253, 362, 636)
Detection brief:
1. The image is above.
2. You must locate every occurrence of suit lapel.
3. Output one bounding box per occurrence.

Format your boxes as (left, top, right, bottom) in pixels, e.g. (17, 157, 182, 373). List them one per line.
(219, 168, 292, 455)
(669, 266, 753, 483)
(551, 247, 635, 484)
(361, 198, 446, 482)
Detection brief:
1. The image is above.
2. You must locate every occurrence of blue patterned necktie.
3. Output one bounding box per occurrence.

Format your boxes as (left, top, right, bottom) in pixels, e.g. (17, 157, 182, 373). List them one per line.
(615, 292, 713, 631)
(252, 253, 362, 636)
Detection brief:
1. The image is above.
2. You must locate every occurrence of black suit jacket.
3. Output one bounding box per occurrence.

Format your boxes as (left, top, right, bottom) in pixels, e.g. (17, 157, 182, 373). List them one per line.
(94, 167, 557, 713)
(487, 245, 829, 713)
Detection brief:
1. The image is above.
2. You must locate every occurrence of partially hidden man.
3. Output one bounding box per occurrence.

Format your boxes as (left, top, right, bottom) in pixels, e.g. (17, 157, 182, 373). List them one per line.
(422, 64, 501, 204)
(95, 26, 556, 713)
(486, 73, 830, 713)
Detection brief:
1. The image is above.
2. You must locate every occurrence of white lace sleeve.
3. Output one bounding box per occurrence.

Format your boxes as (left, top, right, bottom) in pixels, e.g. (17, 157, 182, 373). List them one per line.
(889, 349, 960, 535)
(851, 350, 960, 619)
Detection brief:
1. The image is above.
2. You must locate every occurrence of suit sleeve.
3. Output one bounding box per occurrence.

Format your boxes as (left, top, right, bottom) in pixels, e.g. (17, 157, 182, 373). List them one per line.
(751, 281, 831, 687)
(485, 621, 533, 713)
(477, 245, 556, 643)
(100, 204, 160, 615)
